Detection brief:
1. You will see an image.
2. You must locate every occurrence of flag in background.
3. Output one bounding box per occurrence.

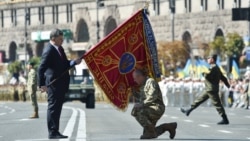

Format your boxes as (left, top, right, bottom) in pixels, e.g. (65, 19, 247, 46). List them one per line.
(231, 59, 240, 79)
(216, 56, 227, 75)
(83, 9, 160, 111)
(196, 59, 209, 78)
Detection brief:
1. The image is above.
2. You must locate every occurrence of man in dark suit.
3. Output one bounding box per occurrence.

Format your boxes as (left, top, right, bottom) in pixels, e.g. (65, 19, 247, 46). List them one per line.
(38, 28, 81, 139)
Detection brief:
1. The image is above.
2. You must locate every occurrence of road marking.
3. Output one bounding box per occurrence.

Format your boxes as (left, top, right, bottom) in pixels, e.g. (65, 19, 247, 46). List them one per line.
(9, 108, 15, 113)
(15, 139, 49, 141)
(60, 107, 78, 141)
(247, 137, 250, 140)
(184, 119, 193, 123)
(245, 116, 250, 119)
(19, 119, 32, 121)
(218, 130, 232, 134)
(170, 116, 179, 119)
(15, 138, 49, 141)
(76, 108, 86, 141)
(0, 113, 6, 116)
(163, 115, 168, 117)
(199, 124, 210, 128)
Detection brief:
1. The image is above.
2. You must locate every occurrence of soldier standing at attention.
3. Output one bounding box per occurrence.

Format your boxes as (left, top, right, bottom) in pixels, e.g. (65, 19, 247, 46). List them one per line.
(181, 54, 230, 125)
(27, 61, 39, 118)
(131, 68, 177, 139)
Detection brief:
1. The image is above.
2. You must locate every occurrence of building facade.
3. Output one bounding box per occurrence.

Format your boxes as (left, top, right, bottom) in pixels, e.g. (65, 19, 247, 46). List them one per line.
(0, 0, 248, 62)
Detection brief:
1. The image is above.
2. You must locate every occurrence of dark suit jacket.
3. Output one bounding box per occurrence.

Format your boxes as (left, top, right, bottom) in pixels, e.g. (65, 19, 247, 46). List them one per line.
(38, 42, 75, 93)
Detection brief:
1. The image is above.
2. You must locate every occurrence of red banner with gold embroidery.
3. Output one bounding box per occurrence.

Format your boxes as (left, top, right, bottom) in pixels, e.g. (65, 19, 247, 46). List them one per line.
(83, 9, 160, 110)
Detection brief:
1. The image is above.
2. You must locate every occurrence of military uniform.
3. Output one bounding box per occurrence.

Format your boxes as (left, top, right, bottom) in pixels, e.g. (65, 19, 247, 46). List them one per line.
(132, 77, 177, 139)
(244, 81, 250, 109)
(27, 68, 39, 118)
(181, 61, 230, 125)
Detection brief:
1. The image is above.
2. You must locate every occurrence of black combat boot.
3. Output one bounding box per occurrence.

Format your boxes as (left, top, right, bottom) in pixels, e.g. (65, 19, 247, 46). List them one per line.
(217, 114, 229, 125)
(140, 125, 158, 139)
(155, 122, 177, 139)
(180, 107, 193, 116)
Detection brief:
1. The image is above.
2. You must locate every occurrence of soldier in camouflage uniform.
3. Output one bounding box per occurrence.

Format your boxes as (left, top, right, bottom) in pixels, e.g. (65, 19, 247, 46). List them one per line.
(131, 68, 177, 139)
(27, 61, 39, 118)
(181, 54, 230, 125)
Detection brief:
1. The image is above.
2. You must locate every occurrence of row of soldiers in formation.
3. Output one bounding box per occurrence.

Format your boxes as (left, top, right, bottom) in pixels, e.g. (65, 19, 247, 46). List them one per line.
(158, 76, 250, 109)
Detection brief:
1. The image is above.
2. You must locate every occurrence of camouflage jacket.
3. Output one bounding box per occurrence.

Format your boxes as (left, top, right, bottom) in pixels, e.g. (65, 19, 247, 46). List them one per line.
(133, 77, 165, 108)
(27, 68, 37, 92)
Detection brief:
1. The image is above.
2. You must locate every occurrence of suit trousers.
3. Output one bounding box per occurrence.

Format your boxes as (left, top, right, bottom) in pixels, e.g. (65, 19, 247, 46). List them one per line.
(47, 86, 65, 134)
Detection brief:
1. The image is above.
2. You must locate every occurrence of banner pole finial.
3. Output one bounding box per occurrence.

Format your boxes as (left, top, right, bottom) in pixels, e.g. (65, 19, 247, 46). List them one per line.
(144, 1, 150, 15)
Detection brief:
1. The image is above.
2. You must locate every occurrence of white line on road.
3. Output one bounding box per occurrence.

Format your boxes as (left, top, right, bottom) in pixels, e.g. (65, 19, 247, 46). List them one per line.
(9, 108, 15, 113)
(170, 116, 179, 119)
(163, 115, 168, 117)
(218, 130, 232, 134)
(19, 119, 32, 121)
(183, 119, 193, 123)
(76, 108, 86, 141)
(247, 137, 250, 140)
(199, 124, 210, 128)
(0, 113, 6, 116)
(15, 138, 50, 141)
(245, 116, 250, 119)
(59, 107, 78, 141)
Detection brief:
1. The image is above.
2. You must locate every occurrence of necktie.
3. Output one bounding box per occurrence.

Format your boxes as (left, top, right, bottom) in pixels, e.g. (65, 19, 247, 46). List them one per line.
(58, 46, 65, 60)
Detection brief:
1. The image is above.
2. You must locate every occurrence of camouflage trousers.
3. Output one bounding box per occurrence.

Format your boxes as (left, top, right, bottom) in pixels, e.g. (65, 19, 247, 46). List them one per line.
(191, 90, 226, 116)
(131, 105, 165, 127)
(29, 91, 38, 111)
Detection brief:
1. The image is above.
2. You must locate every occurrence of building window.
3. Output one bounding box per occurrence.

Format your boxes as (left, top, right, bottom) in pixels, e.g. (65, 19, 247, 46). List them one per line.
(184, 0, 191, 13)
(11, 9, 17, 26)
(201, 0, 207, 11)
(38, 7, 44, 24)
(218, 0, 224, 10)
(1, 10, 3, 27)
(52, 5, 58, 24)
(153, 0, 160, 15)
(66, 4, 72, 23)
(234, 0, 241, 8)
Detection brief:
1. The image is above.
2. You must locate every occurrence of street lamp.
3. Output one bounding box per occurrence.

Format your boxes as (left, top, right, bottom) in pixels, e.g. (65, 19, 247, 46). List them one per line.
(96, 0, 104, 43)
(24, 0, 28, 75)
(169, 0, 175, 42)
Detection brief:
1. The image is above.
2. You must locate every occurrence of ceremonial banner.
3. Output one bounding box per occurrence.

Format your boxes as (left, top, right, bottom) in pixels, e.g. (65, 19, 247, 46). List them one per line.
(83, 9, 160, 110)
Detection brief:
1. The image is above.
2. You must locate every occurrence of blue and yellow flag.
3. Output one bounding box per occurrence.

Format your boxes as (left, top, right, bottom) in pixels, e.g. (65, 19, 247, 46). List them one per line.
(231, 59, 240, 79)
(83, 9, 160, 110)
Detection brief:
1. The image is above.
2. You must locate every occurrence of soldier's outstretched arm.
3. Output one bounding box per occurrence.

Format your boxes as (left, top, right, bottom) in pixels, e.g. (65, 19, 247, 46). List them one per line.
(220, 72, 230, 88)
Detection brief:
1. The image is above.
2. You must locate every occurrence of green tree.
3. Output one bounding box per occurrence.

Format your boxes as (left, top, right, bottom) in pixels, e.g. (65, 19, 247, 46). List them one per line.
(208, 36, 225, 57)
(225, 32, 245, 56)
(209, 33, 244, 57)
(7, 61, 22, 74)
(157, 41, 190, 75)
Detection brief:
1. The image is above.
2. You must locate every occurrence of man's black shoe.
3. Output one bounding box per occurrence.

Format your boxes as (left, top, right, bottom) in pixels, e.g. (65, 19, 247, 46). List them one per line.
(49, 132, 68, 139)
